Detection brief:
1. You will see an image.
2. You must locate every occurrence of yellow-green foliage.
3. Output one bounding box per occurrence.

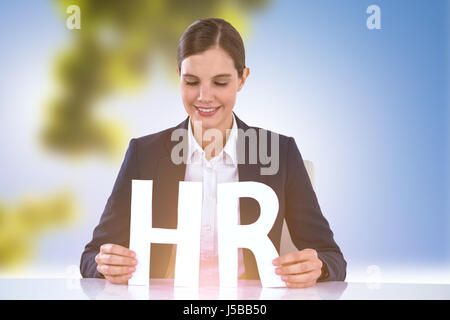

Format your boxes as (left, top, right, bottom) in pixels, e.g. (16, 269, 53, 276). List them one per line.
(42, 0, 270, 158)
(0, 192, 77, 269)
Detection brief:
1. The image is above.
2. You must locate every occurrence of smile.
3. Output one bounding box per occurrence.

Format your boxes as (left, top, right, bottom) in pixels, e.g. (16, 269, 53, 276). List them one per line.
(194, 105, 221, 116)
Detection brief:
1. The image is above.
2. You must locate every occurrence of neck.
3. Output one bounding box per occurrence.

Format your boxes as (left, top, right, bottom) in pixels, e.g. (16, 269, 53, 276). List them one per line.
(191, 115, 233, 160)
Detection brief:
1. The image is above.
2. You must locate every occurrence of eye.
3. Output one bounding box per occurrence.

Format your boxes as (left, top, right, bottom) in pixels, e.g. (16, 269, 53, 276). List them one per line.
(215, 82, 228, 86)
(185, 81, 199, 86)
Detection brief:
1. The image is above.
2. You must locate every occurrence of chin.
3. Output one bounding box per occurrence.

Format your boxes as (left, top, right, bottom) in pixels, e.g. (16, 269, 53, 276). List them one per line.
(195, 117, 221, 130)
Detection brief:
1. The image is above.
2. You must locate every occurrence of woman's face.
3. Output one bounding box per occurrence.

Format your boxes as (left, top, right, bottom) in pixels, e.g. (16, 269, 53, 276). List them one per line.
(178, 46, 249, 133)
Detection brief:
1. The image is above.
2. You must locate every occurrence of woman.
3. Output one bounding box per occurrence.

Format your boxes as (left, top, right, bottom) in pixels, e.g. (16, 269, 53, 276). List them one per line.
(80, 18, 346, 288)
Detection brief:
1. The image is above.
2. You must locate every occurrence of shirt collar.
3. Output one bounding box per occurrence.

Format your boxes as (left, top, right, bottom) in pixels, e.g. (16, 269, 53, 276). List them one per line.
(187, 113, 238, 165)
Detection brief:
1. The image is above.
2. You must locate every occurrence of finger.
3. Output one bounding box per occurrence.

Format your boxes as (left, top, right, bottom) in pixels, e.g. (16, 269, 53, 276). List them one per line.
(275, 261, 316, 275)
(273, 249, 317, 266)
(280, 269, 322, 284)
(100, 244, 136, 258)
(95, 253, 138, 267)
(97, 264, 136, 276)
(105, 273, 133, 285)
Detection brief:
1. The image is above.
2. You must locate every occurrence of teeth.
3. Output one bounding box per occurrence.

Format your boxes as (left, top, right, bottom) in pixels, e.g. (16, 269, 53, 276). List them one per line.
(197, 107, 218, 113)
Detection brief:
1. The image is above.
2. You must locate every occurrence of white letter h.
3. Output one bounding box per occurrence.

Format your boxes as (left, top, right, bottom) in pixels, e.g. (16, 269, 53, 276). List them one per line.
(129, 180, 202, 286)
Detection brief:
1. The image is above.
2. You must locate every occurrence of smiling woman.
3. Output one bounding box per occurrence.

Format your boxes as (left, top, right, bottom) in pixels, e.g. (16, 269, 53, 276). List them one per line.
(80, 18, 346, 287)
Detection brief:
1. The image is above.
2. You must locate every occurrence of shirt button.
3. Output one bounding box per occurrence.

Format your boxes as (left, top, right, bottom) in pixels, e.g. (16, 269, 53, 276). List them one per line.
(205, 225, 211, 232)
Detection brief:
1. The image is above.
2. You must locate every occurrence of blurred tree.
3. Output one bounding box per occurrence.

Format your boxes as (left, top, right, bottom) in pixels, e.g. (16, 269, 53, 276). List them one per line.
(42, 0, 270, 158)
(0, 192, 77, 269)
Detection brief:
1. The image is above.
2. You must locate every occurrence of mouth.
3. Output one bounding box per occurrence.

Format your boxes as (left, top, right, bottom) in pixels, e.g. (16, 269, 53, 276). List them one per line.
(194, 105, 221, 117)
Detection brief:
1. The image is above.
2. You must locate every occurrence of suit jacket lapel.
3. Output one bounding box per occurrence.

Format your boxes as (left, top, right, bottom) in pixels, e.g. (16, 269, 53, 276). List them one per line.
(153, 117, 189, 229)
(235, 114, 267, 225)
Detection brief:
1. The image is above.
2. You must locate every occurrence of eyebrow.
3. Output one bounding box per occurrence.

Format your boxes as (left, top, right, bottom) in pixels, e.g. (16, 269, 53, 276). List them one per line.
(182, 73, 233, 79)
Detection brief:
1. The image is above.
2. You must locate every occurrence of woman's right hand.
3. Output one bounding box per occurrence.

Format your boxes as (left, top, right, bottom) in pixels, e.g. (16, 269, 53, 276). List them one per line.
(95, 243, 138, 284)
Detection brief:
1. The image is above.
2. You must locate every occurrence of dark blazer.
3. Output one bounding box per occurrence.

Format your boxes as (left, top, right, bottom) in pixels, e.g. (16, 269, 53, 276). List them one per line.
(80, 114, 346, 281)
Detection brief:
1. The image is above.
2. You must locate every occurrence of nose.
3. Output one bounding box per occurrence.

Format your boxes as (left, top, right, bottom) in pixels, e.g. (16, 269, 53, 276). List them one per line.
(198, 84, 214, 104)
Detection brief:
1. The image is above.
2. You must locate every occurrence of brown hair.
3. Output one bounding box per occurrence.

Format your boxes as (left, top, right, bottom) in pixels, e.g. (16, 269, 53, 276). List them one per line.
(177, 18, 246, 77)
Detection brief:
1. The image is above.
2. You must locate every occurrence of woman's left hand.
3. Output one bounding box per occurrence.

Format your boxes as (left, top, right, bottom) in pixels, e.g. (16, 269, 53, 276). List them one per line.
(272, 248, 324, 288)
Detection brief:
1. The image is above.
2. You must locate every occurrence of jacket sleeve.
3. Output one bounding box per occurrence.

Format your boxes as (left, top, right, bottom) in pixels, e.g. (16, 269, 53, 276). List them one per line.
(80, 139, 138, 278)
(284, 137, 347, 281)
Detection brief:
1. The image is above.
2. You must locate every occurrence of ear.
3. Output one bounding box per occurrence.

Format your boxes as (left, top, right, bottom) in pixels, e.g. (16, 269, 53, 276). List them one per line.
(237, 67, 250, 92)
(176, 66, 180, 77)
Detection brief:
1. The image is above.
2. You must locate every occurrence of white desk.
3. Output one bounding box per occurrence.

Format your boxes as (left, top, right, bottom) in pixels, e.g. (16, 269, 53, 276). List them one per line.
(1, 278, 449, 300)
